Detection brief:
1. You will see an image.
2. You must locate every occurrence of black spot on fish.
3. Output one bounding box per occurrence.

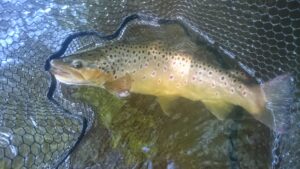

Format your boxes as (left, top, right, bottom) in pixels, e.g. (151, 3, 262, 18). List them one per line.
(148, 51, 151, 55)
(221, 76, 224, 80)
(162, 54, 165, 58)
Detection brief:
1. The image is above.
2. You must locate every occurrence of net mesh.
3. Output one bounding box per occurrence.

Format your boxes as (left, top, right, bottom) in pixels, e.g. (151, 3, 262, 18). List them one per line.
(0, 0, 299, 169)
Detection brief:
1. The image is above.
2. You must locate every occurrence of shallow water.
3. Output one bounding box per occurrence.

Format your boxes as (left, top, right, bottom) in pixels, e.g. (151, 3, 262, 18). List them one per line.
(53, 23, 273, 169)
(64, 85, 270, 169)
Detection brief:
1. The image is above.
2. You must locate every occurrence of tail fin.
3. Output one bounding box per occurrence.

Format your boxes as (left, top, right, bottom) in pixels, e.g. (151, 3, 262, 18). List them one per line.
(262, 74, 295, 133)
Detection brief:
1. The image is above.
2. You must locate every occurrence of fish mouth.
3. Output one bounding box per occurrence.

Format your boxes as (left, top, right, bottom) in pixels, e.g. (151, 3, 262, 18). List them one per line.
(49, 59, 87, 85)
(50, 66, 71, 77)
(49, 59, 72, 76)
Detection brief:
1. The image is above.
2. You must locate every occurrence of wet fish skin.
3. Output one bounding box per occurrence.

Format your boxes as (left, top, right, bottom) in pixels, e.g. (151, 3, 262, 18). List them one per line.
(50, 41, 294, 132)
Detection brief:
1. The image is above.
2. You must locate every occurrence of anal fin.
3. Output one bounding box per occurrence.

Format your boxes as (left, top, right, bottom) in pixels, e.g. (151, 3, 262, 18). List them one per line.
(202, 101, 233, 120)
(157, 96, 178, 116)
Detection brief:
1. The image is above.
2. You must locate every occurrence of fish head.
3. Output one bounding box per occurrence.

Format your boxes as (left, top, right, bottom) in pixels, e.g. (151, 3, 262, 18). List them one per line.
(50, 52, 111, 87)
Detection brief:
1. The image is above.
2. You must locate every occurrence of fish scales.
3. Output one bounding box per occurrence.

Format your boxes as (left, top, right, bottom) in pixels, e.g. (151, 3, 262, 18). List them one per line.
(50, 41, 295, 132)
(98, 42, 259, 114)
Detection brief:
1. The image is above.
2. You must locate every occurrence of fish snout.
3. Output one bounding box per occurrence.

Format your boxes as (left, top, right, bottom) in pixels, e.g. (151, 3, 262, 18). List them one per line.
(50, 59, 62, 68)
(49, 59, 70, 76)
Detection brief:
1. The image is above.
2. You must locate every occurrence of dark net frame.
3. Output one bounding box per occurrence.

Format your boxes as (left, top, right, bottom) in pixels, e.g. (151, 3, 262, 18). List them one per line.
(0, 0, 299, 169)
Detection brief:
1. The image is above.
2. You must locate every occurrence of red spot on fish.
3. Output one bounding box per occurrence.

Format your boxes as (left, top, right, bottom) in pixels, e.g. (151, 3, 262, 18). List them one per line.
(169, 74, 174, 80)
(151, 71, 156, 77)
(163, 66, 167, 72)
(212, 82, 216, 88)
(157, 79, 161, 84)
(230, 88, 234, 94)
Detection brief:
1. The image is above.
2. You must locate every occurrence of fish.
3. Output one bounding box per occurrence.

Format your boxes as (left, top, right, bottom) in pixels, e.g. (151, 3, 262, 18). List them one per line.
(49, 40, 294, 133)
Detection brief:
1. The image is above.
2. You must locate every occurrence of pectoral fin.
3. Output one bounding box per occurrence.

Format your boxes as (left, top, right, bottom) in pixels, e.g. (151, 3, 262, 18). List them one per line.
(202, 101, 233, 120)
(104, 74, 133, 98)
(157, 96, 178, 116)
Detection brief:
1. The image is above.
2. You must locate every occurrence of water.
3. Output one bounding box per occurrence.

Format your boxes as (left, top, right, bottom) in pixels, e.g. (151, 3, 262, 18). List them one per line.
(50, 11, 299, 168)
(42, 7, 298, 169)
(56, 23, 272, 169)
(65, 85, 270, 169)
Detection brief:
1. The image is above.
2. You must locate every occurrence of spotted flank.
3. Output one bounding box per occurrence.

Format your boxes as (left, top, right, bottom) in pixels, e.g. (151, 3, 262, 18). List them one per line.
(50, 41, 295, 133)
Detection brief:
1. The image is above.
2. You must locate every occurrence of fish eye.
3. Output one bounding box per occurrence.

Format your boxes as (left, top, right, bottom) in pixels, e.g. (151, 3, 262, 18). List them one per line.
(71, 60, 83, 69)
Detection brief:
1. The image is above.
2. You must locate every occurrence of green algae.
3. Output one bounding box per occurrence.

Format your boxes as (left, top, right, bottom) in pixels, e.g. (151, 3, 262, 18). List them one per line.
(67, 85, 270, 169)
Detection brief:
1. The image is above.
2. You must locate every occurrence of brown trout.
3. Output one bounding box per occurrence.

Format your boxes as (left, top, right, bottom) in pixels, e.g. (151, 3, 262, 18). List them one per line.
(50, 41, 294, 132)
